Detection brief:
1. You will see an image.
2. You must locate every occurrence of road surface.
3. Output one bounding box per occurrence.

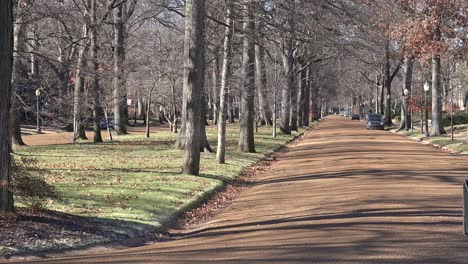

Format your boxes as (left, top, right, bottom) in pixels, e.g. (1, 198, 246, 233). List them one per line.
(10, 116, 468, 263)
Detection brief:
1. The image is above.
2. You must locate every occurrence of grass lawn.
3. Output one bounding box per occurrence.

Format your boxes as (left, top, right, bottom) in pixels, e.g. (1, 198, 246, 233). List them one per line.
(14, 123, 310, 233)
(397, 125, 468, 154)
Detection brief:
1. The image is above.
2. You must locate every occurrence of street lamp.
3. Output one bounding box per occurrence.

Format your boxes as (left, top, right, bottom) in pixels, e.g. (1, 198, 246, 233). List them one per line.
(35, 88, 41, 133)
(423, 82, 430, 137)
(404, 89, 410, 130)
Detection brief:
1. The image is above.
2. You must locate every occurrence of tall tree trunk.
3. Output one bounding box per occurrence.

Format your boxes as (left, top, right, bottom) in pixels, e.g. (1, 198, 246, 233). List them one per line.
(171, 82, 178, 133)
(281, 51, 292, 134)
(90, 0, 103, 143)
(145, 91, 151, 138)
(290, 60, 298, 131)
(399, 57, 413, 130)
(280, 1, 295, 134)
(383, 41, 392, 126)
(383, 40, 400, 126)
(10, 1, 26, 146)
(228, 93, 235, 122)
(216, 0, 233, 164)
(0, 0, 14, 213)
(302, 64, 310, 126)
(212, 47, 220, 125)
(181, 0, 205, 175)
(310, 67, 319, 122)
(137, 93, 143, 118)
(113, 2, 128, 135)
(297, 58, 306, 127)
(254, 43, 273, 126)
(73, 24, 89, 141)
(379, 81, 384, 115)
(430, 55, 446, 136)
(239, 0, 256, 153)
(200, 95, 213, 152)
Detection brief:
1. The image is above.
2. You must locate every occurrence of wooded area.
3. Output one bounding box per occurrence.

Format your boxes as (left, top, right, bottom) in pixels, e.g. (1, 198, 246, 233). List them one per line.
(0, 0, 466, 215)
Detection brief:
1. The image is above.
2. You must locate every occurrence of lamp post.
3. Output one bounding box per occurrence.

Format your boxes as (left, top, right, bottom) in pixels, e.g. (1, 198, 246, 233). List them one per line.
(404, 88, 410, 130)
(35, 88, 41, 133)
(423, 82, 430, 137)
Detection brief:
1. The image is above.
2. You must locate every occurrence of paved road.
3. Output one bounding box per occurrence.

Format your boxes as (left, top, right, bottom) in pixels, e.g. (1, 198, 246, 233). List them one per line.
(12, 116, 468, 263)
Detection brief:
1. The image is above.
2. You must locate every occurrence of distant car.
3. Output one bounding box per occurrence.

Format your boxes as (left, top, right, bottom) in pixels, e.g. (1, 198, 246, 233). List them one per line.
(367, 114, 384, 130)
(100, 115, 114, 129)
(351, 114, 360, 120)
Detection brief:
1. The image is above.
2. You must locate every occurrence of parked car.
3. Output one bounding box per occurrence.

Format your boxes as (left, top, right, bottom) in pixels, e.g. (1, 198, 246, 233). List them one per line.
(367, 114, 384, 130)
(100, 115, 115, 129)
(351, 114, 360, 120)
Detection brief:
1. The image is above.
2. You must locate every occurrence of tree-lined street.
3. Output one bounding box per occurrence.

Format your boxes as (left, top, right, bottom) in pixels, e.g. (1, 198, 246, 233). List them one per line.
(12, 116, 468, 263)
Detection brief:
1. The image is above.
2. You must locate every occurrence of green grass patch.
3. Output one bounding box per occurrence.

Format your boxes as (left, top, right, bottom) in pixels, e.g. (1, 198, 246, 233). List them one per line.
(397, 126, 468, 153)
(14, 123, 311, 231)
(400, 130, 425, 140)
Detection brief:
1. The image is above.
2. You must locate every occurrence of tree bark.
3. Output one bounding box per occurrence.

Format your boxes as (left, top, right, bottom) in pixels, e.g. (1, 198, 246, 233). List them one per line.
(181, 0, 205, 175)
(280, 1, 295, 134)
(302, 64, 310, 126)
(281, 50, 292, 134)
(290, 60, 298, 131)
(90, 0, 103, 143)
(113, 2, 128, 135)
(399, 57, 413, 130)
(0, 0, 14, 213)
(228, 93, 235, 123)
(254, 43, 273, 126)
(145, 91, 151, 138)
(383, 41, 392, 126)
(216, 0, 233, 164)
(200, 95, 213, 152)
(10, 1, 26, 146)
(73, 24, 89, 141)
(383, 39, 400, 126)
(430, 55, 446, 136)
(212, 47, 220, 125)
(239, 0, 256, 153)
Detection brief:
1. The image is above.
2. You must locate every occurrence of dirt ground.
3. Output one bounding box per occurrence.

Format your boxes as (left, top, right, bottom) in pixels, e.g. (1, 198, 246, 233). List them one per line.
(6, 116, 468, 263)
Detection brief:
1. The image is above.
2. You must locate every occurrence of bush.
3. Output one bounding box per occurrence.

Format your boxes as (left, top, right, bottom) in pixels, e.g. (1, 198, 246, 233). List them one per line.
(442, 111, 468, 127)
(394, 115, 401, 121)
(11, 157, 59, 209)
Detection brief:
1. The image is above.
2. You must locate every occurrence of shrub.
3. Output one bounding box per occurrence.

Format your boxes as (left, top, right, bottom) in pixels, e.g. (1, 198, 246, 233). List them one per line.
(442, 111, 468, 127)
(11, 157, 59, 209)
(394, 115, 401, 121)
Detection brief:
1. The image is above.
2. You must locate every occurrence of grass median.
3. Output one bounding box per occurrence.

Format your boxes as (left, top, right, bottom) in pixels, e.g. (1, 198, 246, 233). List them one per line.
(14, 123, 310, 233)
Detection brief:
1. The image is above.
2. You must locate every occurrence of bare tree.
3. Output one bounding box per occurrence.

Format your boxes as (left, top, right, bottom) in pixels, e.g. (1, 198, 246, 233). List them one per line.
(73, 24, 89, 141)
(113, 0, 137, 135)
(216, 0, 234, 164)
(10, 1, 28, 146)
(238, 0, 256, 153)
(0, 0, 14, 213)
(182, 0, 206, 175)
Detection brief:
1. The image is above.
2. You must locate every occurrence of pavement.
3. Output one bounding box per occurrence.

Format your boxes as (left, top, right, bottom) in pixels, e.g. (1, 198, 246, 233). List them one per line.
(7, 116, 468, 263)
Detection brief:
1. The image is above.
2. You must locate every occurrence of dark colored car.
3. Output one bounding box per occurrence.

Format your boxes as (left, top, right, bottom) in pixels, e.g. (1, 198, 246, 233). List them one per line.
(351, 114, 360, 120)
(100, 115, 115, 129)
(367, 114, 384, 130)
